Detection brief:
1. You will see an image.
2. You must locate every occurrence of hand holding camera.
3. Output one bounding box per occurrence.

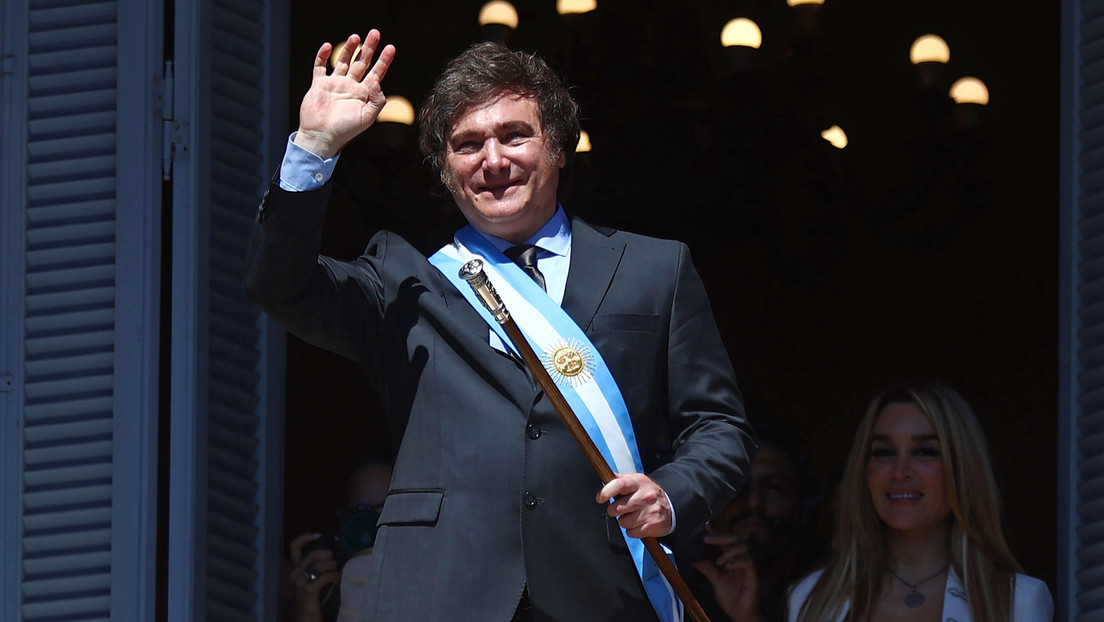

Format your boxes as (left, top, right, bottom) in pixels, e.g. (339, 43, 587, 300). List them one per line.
(287, 503, 384, 622)
(289, 532, 342, 622)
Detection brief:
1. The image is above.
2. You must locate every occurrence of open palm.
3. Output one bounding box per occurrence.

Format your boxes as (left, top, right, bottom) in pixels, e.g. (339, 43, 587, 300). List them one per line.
(294, 30, 396, 159)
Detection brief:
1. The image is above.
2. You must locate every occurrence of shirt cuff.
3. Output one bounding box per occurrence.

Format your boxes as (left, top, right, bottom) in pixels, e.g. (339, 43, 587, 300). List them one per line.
(277, 132, 339, 191)
(665, 491, 677, 536)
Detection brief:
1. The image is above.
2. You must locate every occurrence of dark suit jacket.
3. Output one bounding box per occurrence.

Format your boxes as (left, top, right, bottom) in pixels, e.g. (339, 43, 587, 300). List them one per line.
(246, 182, 754, 621)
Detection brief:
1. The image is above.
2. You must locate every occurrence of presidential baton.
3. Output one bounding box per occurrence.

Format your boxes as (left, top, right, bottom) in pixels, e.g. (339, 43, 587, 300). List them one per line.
(459, 259, 712, 622)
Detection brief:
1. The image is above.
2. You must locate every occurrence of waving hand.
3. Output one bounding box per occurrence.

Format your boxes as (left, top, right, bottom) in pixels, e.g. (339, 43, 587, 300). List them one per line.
(293, 30, 396, 159)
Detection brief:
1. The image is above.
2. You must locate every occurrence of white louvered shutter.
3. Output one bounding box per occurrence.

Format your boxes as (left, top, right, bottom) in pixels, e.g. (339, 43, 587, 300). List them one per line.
(0, 0, 164, 621)
(166, 0, 287, 620)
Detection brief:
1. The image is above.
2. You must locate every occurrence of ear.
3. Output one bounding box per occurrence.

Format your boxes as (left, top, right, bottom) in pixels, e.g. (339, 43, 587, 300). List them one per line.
(557, 151, 566, 168)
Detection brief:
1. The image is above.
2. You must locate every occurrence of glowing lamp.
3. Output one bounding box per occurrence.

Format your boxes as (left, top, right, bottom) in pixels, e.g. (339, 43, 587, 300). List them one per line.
(378, 96, 415, 126)
(949, 77, 989, 105)
(910, 34, 950, 64)
(949, 77, 989, 129)
(576, 130, 592, 153)
(557, 0, 597, 15)
(721, 18, 762, 49)
(479, 1, 519, 28)
(821, 125, 847, 149)
(909, 34, 950, 88)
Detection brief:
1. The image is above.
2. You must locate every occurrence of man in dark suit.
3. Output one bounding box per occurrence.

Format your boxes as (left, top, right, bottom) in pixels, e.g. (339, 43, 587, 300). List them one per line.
(246, 30, 755, 621)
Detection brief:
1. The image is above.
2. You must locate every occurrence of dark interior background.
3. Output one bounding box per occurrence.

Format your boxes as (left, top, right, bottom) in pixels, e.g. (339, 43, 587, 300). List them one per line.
(281, 0, 1060, 590)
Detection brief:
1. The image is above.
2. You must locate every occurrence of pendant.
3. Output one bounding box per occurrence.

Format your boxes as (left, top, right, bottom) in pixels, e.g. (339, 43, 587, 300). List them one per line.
(904, 590, 925, 608)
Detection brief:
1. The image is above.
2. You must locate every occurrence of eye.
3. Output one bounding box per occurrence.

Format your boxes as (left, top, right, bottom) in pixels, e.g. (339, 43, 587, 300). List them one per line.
(452, 140, 481, 155)
(869, 446, 895, 459)
(914, 445, 942, 459)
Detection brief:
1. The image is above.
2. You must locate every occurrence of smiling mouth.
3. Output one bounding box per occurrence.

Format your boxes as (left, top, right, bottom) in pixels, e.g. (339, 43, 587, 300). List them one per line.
(887, 492, 922, 501)
(480, 180, 520, 194)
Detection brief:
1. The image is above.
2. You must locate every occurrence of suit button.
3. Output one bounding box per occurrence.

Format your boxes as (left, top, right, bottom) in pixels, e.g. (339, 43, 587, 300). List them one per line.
(523, 492, 539, 510)
(526, 424, 542, 440)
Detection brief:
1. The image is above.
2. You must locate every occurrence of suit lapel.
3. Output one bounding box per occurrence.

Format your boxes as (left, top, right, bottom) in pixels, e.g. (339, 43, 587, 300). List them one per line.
(561, 218, 625, 331)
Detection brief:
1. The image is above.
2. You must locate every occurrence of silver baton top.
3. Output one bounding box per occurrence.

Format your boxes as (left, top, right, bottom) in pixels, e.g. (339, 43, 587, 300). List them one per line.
(459, 259, 510, 324)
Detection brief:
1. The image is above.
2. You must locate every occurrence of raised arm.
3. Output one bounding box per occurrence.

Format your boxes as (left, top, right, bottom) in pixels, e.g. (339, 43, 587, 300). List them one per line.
(293, 30, 396, 159)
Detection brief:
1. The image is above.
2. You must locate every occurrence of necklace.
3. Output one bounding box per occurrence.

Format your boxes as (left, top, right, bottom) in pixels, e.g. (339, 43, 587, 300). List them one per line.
(888, 564, 949, 608)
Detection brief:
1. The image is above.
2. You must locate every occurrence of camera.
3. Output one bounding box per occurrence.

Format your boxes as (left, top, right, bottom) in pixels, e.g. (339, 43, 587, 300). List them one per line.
(302, 503, 383, 569)
(300, 504, 383, 620)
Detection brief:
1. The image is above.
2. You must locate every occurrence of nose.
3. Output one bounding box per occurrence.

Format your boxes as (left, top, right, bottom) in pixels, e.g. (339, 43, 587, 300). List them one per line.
(746, 483, 762, 509)
(892, 454, 912, 479)
(482, 139, 507, 173)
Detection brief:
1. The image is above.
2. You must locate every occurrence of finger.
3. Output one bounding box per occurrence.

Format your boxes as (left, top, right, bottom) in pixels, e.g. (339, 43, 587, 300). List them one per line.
(308, 557, 339, 574)
(609, 487, 661, 517)
(724, 558, 757, 572)
(610, 493, 653, 519)
(307, 570, 341, 595)
(716, 545, 753, 567)
(293, 551, 334, 582)
(691, 559, 721, 584)
(367, 44, 397, 85)
(357, 29, 381, 65)
(312, 44, 333, 79)
(348, 30, 379, 81)
(597, 474, 635, 503)
(616, 511, 641, 531)
(303, 548, 336, 566)
(622, 520, 665, 539)
(702, 532, 741, 546)
(332, 33, 362, 76)
(296, 558, 338, 587)
(293, 565, 318, 588)
(289, 533, 322, 563)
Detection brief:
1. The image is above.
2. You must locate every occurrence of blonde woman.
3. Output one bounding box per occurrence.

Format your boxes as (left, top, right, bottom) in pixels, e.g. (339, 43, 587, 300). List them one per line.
(787, 381, 1052, 622)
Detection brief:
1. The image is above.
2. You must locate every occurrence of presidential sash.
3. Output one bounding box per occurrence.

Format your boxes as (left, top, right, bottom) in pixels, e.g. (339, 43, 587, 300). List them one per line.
(429, 226, 683, 622)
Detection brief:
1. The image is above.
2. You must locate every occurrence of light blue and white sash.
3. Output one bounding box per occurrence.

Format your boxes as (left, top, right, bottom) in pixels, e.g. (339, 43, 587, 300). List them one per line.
(429, 226, 683, 622)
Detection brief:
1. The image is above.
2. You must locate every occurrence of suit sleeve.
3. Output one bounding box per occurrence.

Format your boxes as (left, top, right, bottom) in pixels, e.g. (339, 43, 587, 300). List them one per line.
(649, 242, 756, 549)
(244, 181, 386, 366)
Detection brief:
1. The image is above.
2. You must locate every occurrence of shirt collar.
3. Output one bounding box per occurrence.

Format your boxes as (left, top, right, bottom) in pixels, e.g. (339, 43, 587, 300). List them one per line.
(476, 205, 572, 258)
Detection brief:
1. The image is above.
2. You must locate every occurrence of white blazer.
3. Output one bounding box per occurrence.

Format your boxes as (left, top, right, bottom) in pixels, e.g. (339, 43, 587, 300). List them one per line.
(786, 567, 1053, 622)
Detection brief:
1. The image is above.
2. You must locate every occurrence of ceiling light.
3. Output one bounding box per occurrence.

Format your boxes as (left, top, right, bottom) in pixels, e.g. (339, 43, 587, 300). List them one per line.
(557, 0, 596, 15)
(949, 77, 989, 105)
(821, 125, 847, 149)
(910, 34, 950, 64)
(721, 18, 762, 49)
(576, 130, 592, 153)
(479, 1, 519, 28)
(378, 96, 415, 125)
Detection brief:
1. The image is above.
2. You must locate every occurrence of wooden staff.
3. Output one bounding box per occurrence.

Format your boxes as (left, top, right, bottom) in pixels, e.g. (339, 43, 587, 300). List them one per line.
(459, 259, 712, 622)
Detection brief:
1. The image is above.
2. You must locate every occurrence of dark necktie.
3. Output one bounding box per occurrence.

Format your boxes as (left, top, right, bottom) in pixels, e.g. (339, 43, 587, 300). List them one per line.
(504, 244, 547, 292)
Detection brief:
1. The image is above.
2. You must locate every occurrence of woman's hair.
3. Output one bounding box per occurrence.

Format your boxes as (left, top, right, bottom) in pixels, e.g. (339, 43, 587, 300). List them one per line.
(795, 380, 1023, 622)
(417, 42, 581, 191)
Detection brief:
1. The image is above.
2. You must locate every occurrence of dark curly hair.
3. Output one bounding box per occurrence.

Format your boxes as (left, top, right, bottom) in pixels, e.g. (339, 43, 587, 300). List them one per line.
(418, 42, 580, 189)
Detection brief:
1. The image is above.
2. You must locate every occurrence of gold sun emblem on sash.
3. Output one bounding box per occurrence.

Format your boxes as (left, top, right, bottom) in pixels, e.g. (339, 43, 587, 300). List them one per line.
(541, 339, 594, 387)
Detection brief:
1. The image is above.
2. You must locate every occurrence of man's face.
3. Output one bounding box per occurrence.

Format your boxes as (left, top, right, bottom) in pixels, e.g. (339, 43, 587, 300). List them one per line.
(444, 92, 564, 243)
(713, 443, 799, 556)
(347, 465, 392, 508)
